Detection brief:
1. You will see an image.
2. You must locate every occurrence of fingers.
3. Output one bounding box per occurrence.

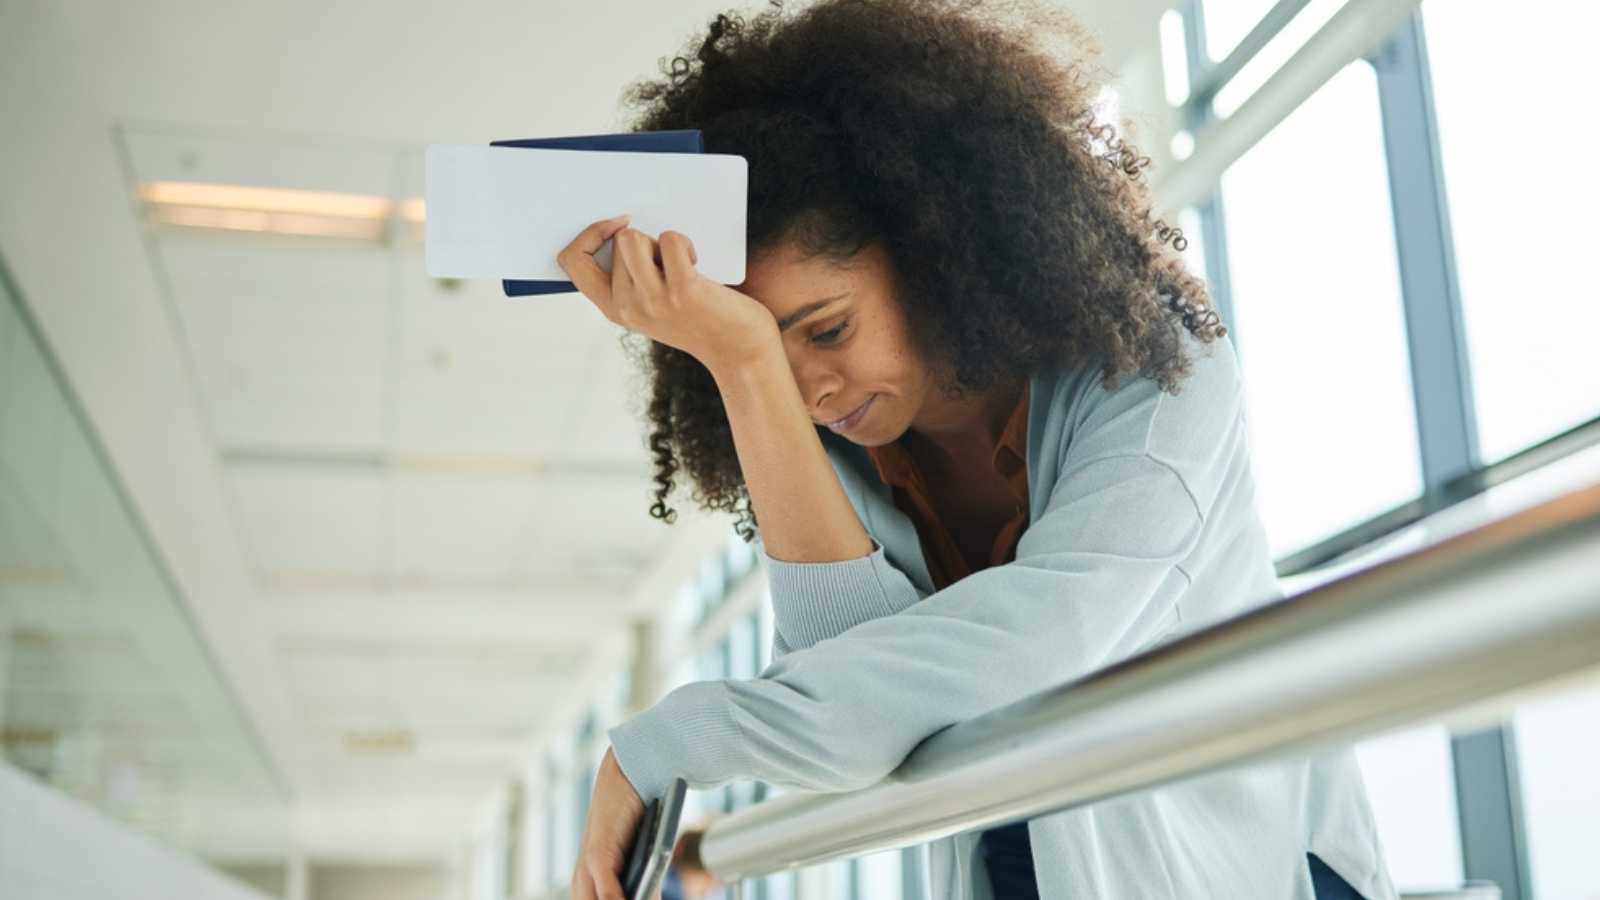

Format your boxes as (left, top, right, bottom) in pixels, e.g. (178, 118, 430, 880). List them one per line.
(657, 230, 700, 288)
(588, 856, 628, 900)
(559, 220, 706, 338)
(557, 216, 630, 310)
(570, 865, 595, 900)
(613, 228, 663, 295)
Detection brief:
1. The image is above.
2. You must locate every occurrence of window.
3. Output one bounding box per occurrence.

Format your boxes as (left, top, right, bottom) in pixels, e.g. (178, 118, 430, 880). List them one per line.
(545, 750, 576, 888)
(1210, 0, 1347, 117)
(1201, 0, 1279, 63)
(729, 610, 756, 680)
(1177, 4, 1597, 896)
(1510, 683, 1600, 899)
(829, 859, 857, 900)
(1353, 726, 1464, 891)
(757, 587, 775, 672)
(856, 848, 903, 897)
(1218, 61, 1422, 556)
(1423, 2, 1600, 463)
(727, 530, 756, 579)
(696, 555, 728, 626)
(574, 713, 599, 862)
(1176, 206, 1207, 284)
(1423, 7, 1600, 897)
(1202, 40, 1460, 890)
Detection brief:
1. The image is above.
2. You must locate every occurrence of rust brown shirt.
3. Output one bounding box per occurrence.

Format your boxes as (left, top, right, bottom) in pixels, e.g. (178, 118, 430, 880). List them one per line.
(864, 383, 1031, 590)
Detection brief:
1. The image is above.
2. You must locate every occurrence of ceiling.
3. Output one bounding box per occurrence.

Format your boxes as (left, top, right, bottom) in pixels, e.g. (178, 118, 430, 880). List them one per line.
(0, 0, 1175, 866)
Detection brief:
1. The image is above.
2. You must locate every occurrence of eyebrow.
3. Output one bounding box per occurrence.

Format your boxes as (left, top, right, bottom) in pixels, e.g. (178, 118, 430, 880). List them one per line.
(776, 292, 851, 334)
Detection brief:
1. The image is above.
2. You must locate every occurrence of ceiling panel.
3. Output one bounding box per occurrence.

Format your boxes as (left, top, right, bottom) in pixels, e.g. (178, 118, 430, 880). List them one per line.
(563, 332, 654, 468)
(388, 251, 614, 459)
(122, 127, 400, 199)
(394, 250, 604, 373)
(156, 232, 392, 451)
(514, 472, 667, 578)
(388, 470, 540, 582)
(229, 464, 384, 576)
(156, 228, 394, 301)
(282, 636, 582, 734)
(386, 369, 575, 461)
(295, 690, 557, 735)
(193, 366, 388, 453)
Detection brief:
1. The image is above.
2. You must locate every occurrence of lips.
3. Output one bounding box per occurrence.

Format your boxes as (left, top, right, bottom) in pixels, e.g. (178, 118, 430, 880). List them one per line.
(823, 399, 868, 427)
(823, 395, 875, 432)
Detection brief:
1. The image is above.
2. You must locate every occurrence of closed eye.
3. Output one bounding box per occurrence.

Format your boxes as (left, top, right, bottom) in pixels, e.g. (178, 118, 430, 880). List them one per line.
(812, 319, 849, 345)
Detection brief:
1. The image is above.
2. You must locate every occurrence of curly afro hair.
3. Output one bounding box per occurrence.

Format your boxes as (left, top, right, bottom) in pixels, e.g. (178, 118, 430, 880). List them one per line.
(615, 0, 1225, 541)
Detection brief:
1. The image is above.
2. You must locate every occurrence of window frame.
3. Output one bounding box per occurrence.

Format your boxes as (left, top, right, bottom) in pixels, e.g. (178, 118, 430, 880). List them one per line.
(1173, 2, 1561, 896)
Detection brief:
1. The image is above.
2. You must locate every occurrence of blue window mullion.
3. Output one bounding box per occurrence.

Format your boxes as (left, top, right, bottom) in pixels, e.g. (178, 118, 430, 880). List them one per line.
(1367, 13, 1530, 899)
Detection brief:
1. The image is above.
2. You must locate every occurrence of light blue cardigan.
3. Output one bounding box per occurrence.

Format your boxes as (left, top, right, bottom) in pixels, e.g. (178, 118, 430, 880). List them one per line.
(609, 331, 1397, 899)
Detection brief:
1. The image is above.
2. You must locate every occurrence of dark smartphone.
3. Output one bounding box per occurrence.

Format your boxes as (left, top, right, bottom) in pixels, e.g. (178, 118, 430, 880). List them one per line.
(621, 777, 689, 900)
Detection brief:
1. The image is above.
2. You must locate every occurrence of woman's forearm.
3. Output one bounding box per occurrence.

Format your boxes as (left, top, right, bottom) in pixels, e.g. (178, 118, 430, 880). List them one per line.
(709, 344, 875, 563)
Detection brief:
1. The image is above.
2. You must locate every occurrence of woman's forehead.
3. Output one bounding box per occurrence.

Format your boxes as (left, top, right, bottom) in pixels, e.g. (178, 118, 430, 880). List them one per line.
(741, 242, 892, 306)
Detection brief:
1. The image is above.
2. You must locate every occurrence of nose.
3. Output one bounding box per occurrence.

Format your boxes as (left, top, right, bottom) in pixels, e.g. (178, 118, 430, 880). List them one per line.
(790, 352, 843, 422)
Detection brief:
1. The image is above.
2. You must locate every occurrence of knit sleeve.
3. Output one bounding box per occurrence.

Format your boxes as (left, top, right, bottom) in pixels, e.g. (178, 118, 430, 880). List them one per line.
(607, 339, 1243, 804)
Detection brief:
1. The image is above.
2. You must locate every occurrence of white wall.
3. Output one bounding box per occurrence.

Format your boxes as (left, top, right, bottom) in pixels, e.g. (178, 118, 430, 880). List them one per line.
(0, 760, 273, 900)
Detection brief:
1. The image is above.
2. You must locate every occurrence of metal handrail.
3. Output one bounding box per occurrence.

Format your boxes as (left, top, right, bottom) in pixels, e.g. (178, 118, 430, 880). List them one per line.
(701, 466, 1600, 884)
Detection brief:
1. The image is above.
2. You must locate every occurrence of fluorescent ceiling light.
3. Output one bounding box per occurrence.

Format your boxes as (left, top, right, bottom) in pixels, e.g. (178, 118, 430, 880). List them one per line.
(138, 180, 425, 240)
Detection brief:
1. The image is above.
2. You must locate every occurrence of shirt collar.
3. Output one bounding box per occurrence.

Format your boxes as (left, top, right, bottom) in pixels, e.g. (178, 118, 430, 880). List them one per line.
(865, 380, 1031, 489)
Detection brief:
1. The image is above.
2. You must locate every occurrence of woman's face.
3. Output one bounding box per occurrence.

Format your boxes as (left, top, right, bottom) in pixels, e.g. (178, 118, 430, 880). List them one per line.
(736, 240, 944, 447)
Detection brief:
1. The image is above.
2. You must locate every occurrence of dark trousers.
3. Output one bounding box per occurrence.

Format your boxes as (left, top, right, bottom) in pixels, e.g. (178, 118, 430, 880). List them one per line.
(977, 822, 1368, 899)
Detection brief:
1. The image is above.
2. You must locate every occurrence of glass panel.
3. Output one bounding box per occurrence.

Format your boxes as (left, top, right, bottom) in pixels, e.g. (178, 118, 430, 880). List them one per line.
(0, 267, 289, 863)
(1202, 0, 1280, 63)
(757, 589, 775, 671)
(545, 770, 557, 888)
(546, 751, 577, 887)
(901, 844, 930, 900)
(857, 847, 903, 897)
(1512, 682, 1600, 900)
(699, 639, 728, 680)
(1423, 2, 1600, 462)
(758, 870, 797, 900)
(1177, 206, 1208, 285)
(1160, 8, 1191, 106)
(1352, 726, 1464, 892)
(727, 531, 756, 579)
(675, 582, 702, 634)
(697, 556, 727, 626)
(829, 858, 855, 900)
(1218, 61, 1422, 556)
(729, 610, 756, 680)
(1211, 0, 1346, 117)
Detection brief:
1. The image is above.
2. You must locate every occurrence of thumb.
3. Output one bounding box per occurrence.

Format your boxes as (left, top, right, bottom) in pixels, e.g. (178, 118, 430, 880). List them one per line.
(571, 215, 630, 257)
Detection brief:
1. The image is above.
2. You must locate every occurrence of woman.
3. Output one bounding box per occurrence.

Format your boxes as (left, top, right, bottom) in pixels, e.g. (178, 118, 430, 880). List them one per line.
(558, 1, 1395, 898)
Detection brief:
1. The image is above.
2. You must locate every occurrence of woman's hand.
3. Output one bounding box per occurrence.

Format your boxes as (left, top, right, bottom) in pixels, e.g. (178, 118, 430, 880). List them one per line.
(557, 216, 780, 374)
(570, 746, 649, 900)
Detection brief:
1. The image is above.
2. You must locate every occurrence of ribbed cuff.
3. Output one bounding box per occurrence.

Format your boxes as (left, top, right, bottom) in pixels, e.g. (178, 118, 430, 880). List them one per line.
(606, 679, 750, 804)
(762, 540, 902, 651)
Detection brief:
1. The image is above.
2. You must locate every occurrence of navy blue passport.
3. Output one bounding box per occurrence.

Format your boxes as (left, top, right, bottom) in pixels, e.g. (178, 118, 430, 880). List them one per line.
(489, 129, 705, 297)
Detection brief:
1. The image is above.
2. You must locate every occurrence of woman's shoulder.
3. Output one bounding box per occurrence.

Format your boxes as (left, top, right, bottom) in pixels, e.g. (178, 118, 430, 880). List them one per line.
(1036, 329, 1245, 463)
(1046, 327, 1239, 409)
(1044, 328, 1240, 407)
